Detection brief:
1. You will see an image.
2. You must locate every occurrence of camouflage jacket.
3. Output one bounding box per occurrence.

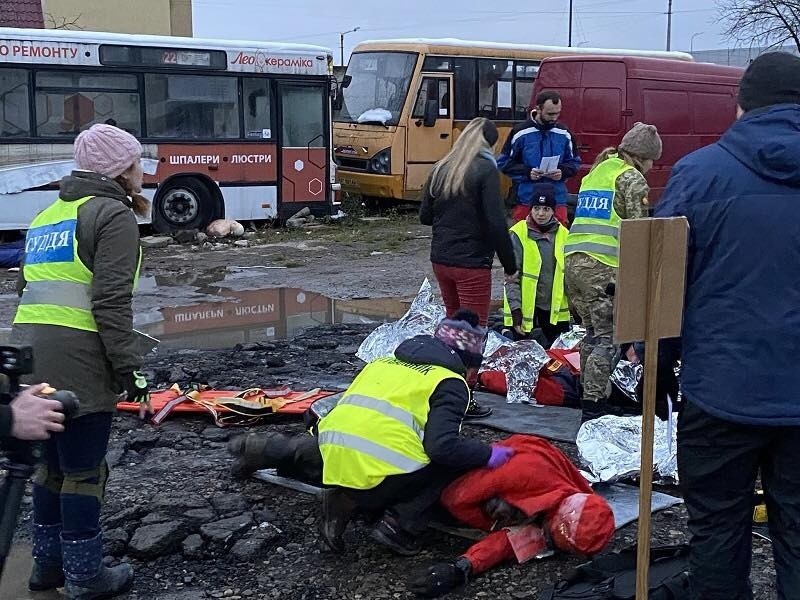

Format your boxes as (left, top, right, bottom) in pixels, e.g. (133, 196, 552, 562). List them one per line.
(613, 168, 649, 220)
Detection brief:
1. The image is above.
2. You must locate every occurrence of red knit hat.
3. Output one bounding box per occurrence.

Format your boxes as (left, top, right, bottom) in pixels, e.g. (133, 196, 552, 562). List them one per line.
(547, 493, 615, 556)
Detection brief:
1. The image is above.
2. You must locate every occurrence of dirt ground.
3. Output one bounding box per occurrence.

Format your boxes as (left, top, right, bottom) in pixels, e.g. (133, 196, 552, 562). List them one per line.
(0, 213, 777, 599)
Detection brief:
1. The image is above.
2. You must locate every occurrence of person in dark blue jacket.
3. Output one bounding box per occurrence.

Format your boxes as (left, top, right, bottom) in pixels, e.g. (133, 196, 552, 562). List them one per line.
(654, 52, 800, 600)
(497, 91, 581, 225)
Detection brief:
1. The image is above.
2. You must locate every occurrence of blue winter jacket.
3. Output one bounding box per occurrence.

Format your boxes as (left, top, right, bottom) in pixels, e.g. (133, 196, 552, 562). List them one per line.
(654, 104, 800, 426)
(497, 120, 581, 207)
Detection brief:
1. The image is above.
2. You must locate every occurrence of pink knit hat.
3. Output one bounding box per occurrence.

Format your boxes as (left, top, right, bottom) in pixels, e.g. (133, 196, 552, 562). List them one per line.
(74, 124, 142, 178)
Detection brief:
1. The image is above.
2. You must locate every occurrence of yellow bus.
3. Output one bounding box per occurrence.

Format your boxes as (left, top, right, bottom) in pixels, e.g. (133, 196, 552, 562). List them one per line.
(332, 38, 692, 204)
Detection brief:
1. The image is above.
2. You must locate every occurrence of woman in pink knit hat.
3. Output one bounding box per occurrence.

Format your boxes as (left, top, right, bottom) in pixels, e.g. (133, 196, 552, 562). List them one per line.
(14, 123, 151, 599)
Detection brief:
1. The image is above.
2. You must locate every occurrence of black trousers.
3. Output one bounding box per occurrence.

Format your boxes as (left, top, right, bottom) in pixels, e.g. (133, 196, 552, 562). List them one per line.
(534, 308, 570, 347)
(678, 401, 800, 599)
(282, 435, 463, 536)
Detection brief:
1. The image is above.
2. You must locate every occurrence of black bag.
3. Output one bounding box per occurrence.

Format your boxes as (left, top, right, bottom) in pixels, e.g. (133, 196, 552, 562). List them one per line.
(540, 545, 690, 600)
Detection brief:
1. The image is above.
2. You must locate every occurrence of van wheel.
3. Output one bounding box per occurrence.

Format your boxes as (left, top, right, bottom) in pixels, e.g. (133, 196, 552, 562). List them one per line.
(152, 178, 215, 233)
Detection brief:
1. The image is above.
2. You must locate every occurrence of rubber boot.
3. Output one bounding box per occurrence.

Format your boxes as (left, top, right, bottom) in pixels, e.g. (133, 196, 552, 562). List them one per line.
(318, 488, 356, 553)
(29, 523, 65, 591)
(62, 533, 134, 600)
(228, 432, 293, 478)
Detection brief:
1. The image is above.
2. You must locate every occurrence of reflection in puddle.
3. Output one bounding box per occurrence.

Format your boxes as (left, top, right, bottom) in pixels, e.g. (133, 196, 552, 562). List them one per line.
(135, 273, 410, 350)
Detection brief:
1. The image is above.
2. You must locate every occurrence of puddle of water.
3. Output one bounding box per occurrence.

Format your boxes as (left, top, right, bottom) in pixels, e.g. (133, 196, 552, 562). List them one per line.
(0, 543, 62, 599)
(135, 274, 411, 350)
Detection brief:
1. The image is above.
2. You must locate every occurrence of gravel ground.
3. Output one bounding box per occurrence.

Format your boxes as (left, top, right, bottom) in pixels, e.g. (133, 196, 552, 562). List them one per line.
(2, 213, 778, 599)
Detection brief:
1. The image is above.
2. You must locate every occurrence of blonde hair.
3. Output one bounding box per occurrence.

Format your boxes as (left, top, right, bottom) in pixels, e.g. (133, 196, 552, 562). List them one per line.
(429, 117, 494, 199)
(590, 147, 648, 175)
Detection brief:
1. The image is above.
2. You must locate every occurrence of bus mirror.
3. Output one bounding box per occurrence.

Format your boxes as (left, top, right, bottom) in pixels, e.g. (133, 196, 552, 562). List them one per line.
(342, 75, 352, 89)
(423, 99, 439, 127)
(331, 79, 344, 111)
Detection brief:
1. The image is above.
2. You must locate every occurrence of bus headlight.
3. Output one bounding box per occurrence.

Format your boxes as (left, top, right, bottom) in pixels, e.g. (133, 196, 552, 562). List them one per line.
(369, 148, 391, 175)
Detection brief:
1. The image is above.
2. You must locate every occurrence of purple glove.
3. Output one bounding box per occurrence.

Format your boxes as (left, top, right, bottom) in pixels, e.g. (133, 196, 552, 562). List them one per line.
(487, 444, 515, 469)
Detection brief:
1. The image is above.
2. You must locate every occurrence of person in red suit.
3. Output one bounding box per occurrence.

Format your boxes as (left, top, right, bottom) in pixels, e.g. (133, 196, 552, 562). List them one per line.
(409, 434, 615, 597)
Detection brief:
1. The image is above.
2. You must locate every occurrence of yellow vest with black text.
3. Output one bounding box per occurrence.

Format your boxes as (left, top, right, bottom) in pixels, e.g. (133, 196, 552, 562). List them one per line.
(14, 196, 141, 332)
(503, 220, 570, 332)
(564, 155, 634, 268)
(318, 356, 468, 490)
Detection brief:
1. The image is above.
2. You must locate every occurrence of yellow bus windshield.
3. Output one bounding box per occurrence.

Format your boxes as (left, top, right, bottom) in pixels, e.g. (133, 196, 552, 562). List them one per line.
(334, 51, 418, 126)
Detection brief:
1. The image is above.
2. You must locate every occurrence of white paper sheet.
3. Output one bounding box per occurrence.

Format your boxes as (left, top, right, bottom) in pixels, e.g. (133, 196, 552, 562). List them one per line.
(539, 155, 560, 173)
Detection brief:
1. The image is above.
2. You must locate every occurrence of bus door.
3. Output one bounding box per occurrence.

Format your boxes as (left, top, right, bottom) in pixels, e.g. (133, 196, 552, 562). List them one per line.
(277, 81, 329, 217)
(405, 74, 453, 195)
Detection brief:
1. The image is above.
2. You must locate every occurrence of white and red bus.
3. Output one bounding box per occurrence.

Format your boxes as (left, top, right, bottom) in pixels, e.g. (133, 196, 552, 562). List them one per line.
(0, 28, 341, 231)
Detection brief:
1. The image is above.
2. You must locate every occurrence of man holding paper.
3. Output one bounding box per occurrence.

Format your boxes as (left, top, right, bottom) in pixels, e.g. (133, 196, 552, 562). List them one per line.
(497, 91, 581, 225)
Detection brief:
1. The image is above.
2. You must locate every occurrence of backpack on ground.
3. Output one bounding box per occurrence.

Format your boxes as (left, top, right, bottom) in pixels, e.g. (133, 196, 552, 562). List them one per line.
(540, 544, 690, 600)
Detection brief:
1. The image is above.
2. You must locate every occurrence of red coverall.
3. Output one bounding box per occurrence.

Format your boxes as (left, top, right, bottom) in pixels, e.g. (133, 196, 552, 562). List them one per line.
(440, 434, 594, 574)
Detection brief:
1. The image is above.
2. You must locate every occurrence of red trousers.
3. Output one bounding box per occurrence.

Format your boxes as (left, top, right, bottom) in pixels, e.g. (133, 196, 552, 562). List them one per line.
(432, 263, 492, 327)
(511, 204, 568, 226)
(463, 530, 517, 575)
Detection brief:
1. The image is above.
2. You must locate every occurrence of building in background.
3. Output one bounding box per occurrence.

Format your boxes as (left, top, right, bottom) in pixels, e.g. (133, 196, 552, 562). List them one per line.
(0, 0, 44, 27)
(693, 46, 799, 66)
(0, 0, 192, 36)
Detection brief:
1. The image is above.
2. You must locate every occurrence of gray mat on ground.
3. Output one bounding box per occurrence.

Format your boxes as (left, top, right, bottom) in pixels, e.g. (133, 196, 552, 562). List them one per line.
(253, 470, 682, 532)
(596, 483, 683, 529)
(470, 391, 582, 443)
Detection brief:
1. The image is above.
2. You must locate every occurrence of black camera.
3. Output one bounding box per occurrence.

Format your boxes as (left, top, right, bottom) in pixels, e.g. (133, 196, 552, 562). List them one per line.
(0, 345, 78, 578)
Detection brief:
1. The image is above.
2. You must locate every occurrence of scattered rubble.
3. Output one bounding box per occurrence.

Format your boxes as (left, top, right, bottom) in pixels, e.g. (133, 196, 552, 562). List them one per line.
(140, 235, 175, 248)
(206, 219, 246, 238)
(286, 207, 315, 228)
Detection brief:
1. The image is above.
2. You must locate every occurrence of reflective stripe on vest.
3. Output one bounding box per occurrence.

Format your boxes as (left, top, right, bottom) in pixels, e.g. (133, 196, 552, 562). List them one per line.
(14, 196, 141, 332)
(564, 156, 632, 268)
(318, 356, 466, 490)
(503, 220, 570, 332)
(317, 431, 427, 473)
(337, 393, 426, 440)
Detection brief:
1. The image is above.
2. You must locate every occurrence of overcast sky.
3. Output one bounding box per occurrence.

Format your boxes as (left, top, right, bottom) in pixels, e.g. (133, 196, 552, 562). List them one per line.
(192, 0, 731, 59)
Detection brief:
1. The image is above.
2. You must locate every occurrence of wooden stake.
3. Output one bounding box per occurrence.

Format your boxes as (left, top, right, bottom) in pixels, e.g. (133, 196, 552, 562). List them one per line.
(636, 222, 664, 600)
(614, 217, 689, 600)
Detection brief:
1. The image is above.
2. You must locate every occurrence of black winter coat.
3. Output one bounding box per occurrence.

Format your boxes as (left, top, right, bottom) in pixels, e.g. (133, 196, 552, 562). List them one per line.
(394, 335, 492, 469)
(420, 155, 516, 275)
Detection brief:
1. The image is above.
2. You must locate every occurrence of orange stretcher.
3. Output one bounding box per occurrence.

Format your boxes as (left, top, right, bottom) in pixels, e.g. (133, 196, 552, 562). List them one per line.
(117, 385, 335, 427)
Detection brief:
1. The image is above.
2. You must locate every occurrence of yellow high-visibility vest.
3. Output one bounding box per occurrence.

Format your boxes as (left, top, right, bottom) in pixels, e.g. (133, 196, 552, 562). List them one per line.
(14, 196, 141, 332)
(318, 356, 467, 490)
(564, 155, 634, 268)
(503, 220, 570, 332)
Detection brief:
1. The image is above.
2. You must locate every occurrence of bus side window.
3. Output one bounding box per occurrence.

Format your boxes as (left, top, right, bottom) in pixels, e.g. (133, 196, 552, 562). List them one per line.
(413, 78, 449, 119)
(243, 78, 272, 139)
(514, 61, 540, 120)
(477, 59, 513, 120)
(453, 58, 477, 121)
(0, 68, 31, 138)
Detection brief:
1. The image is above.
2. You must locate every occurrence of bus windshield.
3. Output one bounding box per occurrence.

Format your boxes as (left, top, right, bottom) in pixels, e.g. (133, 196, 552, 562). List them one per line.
(335, 52, 417, 126)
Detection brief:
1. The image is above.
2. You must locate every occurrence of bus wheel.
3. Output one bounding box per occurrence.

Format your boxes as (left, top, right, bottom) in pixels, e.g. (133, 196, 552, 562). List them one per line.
(152, 178, 215, 233)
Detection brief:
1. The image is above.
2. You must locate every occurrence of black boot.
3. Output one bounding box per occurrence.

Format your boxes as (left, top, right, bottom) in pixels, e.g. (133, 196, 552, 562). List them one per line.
(228, 432, 292, 478)
(318, 488, 356, 553)
(464, 394, 492, 419)
(370, 516, 421, 556)
(29, 523, 65, 591)
(62, 533, 134, 600)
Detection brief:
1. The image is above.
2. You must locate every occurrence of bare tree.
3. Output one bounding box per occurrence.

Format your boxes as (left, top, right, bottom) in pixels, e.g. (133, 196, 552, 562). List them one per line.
(45, 13, 84, 30)
(717, 0, 800, 52)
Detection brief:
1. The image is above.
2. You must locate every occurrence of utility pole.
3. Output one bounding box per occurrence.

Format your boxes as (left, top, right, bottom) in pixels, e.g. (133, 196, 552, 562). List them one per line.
(666, 0, 673, 51)
(568, 0, 574, 47)
(340, 26, 361, 67)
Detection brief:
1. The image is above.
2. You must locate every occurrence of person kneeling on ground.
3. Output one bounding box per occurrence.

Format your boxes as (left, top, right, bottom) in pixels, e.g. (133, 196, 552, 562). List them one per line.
(228, 309, 514, 556)
(409, 434, 615, 598)
(501, 183, 571, 347)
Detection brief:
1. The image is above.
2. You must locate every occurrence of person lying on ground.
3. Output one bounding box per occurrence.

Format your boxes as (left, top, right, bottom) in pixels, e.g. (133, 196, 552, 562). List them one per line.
(408, 434, 615, 598)
(228, 309, 515, 556)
